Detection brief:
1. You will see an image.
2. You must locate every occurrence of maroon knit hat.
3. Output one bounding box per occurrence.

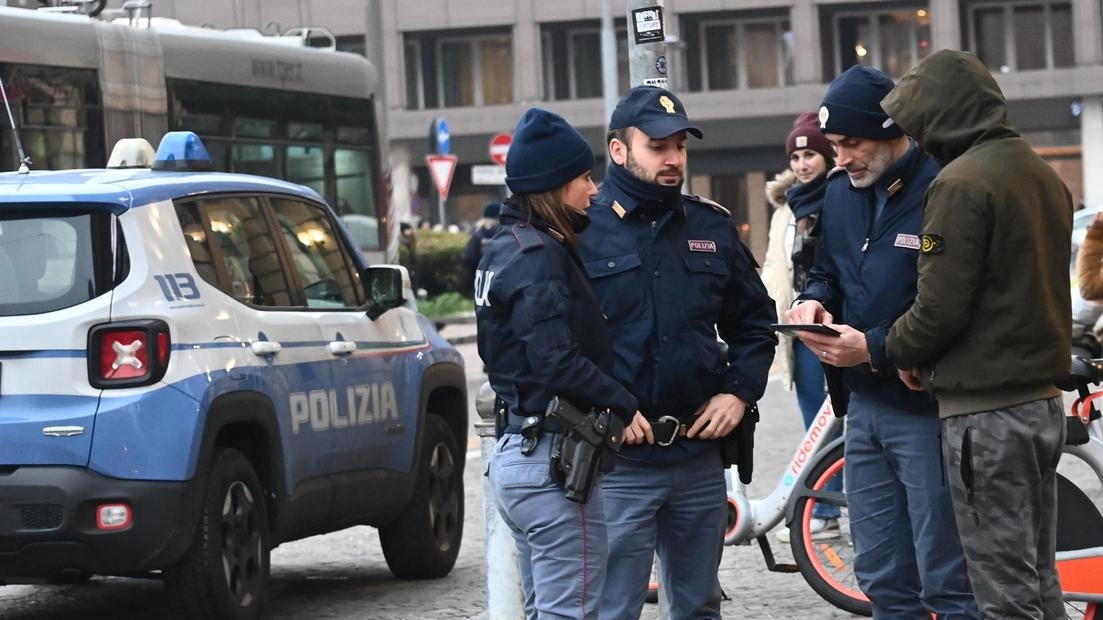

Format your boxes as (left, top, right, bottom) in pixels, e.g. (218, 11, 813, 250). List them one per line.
(786, 111, 834, 162)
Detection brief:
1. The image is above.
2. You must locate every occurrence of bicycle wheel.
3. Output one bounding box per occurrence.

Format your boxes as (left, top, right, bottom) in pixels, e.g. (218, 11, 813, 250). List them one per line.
(789, 442, 872, 616)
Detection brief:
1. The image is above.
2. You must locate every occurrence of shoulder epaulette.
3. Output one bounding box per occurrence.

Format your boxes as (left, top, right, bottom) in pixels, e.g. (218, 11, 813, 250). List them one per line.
(510, 224, 545, 253)
(686, 194, 731, 218)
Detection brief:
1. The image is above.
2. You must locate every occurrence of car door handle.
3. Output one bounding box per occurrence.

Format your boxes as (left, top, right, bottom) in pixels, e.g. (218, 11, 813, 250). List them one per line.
(328, 341, 357, 356)
(251, 341, 282, 356)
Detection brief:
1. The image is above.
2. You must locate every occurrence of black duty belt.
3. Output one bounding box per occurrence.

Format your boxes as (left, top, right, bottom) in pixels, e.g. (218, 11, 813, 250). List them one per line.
(503, 411, 563, 435)
(650, 415, 689, 447)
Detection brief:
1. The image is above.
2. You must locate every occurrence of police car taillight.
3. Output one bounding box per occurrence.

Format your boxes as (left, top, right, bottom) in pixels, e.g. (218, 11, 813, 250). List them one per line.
(87, 320, 171, 389)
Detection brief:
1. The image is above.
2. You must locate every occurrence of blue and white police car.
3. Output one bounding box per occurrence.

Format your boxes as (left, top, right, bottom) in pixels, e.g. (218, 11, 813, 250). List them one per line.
(0, 132, 468, 619)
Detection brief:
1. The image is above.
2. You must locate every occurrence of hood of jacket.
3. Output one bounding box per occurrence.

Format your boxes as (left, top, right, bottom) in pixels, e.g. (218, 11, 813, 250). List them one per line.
(765, 169, 797, 209)
(880, 50, 1018, 166)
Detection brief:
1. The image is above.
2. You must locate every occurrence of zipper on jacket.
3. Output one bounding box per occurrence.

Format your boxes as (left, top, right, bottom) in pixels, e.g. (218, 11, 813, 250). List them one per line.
(860, 238, 869, 253)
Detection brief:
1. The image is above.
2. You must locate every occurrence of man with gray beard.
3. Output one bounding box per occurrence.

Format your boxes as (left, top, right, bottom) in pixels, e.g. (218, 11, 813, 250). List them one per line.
(786, 65, 979, 619)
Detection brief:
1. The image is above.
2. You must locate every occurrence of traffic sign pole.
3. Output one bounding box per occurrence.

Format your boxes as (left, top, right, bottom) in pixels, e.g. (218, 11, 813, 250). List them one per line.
(427, 118, 452, 225)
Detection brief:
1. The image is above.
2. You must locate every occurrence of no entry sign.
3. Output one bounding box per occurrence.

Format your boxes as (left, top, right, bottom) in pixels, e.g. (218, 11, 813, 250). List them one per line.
(489, 132, 512, 167)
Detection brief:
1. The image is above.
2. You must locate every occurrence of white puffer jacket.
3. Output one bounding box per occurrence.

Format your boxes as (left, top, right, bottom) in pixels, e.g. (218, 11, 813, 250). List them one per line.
(760, 170, 798, 390)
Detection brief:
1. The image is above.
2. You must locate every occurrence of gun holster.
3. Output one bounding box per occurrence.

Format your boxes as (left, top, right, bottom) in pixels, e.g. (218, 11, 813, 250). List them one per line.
(545, 396, 625, 504)
(493, 397, 508, 439)
(720, 403, 759, 484)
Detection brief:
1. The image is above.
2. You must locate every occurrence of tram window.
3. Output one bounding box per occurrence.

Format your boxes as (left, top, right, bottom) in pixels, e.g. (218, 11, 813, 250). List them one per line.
(176, 112, 222, 135)
(335, 148, 378, 251)
(232, 143, 278, 178)
(286, 145, 325, 197)
(0, 64, 102, 171)
(201, 139, 229, 172)
(234, 118, 277, 139)
(337, 126, 371, 144)
(289, 122, 323, 141)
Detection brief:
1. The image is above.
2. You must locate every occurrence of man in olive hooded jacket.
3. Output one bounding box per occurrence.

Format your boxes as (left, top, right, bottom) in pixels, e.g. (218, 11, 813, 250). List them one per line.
(883, 50, 1073, 619)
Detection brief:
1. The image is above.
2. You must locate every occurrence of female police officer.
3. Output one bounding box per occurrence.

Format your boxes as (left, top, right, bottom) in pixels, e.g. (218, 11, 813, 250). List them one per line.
(476, 108, 639, 620)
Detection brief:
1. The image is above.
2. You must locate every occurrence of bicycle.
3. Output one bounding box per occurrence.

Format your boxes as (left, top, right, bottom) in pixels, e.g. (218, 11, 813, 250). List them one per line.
(721, 395, 865, 614)
(722, 356, 1103, 618)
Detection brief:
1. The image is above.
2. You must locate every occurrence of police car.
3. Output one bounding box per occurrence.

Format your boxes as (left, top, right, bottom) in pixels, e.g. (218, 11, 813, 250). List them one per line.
(0, 132, 468, 619)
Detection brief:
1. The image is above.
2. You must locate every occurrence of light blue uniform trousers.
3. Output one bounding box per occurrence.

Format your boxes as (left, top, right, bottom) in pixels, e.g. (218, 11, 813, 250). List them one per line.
(490, 432, 608, 620)
(599, 448, 727, 620)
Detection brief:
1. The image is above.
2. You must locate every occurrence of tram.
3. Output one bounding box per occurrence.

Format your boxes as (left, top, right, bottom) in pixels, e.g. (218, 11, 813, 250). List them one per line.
(0, 4, 396, 262)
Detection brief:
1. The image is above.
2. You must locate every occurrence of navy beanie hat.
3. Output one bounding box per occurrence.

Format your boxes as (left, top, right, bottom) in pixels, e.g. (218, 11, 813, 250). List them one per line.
(505, 108, 595, 194)
(818, 65, 904, 141)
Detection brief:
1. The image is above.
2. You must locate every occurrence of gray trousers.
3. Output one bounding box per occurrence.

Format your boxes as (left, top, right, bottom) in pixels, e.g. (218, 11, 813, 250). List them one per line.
(941, 397, 1066, 620)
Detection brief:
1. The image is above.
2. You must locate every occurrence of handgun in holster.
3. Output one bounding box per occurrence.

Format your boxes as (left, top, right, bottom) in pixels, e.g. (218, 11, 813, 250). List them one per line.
(493, 397, 508, 439)
(720, 403, 759, 484)
(545, 396, 625, 504)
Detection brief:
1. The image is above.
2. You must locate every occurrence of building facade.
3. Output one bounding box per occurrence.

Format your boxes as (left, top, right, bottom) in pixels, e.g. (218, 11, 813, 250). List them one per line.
(35, 0, 1103, 259)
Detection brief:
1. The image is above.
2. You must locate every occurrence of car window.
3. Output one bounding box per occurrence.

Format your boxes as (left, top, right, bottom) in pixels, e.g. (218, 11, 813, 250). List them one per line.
(176, 196, 294, 307)
(269, 197, 362, 309)
(0, 210, 121, 316)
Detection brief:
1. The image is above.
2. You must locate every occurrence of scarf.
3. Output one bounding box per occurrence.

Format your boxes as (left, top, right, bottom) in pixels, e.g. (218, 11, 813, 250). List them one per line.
(786, 171, 827, 221)
(605, 163, 682, 211)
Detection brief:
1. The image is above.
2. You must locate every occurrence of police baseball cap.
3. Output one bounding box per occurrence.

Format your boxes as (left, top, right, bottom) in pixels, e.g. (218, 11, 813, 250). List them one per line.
(609, 86, 703, 139)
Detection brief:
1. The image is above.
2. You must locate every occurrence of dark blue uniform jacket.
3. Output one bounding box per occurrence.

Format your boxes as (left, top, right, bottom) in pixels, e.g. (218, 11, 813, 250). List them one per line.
(475, 204, 638, 425)
(799, 145, 940, 409)
(578, 168, 777, 460)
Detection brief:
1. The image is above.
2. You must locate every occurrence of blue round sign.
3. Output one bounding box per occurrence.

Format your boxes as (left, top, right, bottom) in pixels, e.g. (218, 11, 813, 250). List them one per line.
(433, 117, 451, 155)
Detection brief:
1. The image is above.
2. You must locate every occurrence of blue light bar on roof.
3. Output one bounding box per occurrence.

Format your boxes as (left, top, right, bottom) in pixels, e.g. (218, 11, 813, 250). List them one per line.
(153, 131, 215, 172)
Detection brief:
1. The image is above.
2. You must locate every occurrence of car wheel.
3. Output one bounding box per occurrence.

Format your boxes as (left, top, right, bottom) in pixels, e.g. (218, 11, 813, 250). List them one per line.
(379, 414, 464, 579)
(164, 448, 270, 620)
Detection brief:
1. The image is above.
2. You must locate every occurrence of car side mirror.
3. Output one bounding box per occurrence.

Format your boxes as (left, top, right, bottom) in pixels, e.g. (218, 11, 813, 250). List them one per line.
(363, 266, 405, 320)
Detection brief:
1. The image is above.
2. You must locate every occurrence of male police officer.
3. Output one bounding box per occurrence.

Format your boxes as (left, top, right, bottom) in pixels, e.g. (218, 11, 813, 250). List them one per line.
(786, 66, 979, 619)
(578, 86, 777, 620)
(463, 202, 501, 291)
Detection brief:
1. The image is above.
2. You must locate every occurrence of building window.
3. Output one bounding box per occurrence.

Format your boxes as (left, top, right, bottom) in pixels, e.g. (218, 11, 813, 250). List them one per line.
(541, 22, 629, 101)
(403, 29, 513, 109)
(827, 6, 931, 78)
(404, 40, 425, 110)
(966, 1, 1073, 72)
(682, 11, 792, 92)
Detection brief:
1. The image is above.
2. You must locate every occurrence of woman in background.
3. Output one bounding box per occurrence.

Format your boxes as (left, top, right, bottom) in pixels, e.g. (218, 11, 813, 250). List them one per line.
(761, 111, 841, 541)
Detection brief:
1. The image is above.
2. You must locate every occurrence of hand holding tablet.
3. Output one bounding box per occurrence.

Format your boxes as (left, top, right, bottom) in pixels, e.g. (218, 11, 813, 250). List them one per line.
(770, 323, 841, 337)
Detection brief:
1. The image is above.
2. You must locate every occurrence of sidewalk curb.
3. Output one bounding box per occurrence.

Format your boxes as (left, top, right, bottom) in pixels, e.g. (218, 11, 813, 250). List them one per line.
(434, 311, 477, 346)
(447, 334, 478, 345)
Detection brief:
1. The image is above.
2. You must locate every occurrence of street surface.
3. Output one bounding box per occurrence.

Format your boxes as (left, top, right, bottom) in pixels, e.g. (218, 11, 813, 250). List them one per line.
(1, 325, 1100, 619)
